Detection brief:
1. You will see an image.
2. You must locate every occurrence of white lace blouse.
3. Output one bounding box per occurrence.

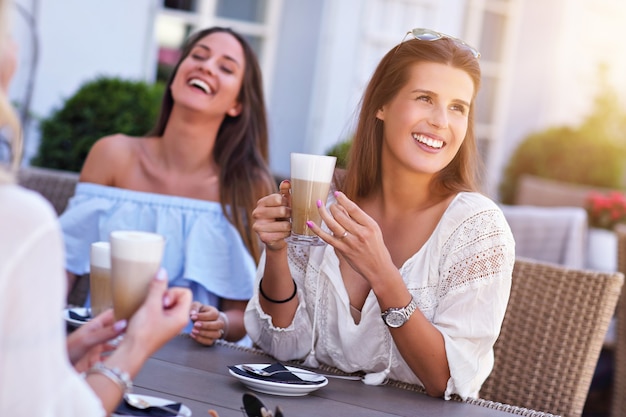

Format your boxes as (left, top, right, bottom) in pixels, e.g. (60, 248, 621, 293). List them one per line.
(244, 192, 515, 400)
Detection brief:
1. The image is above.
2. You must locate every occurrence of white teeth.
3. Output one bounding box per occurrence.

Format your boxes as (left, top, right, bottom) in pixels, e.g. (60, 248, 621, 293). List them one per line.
(412, 133, 443, 149)
(188, 78, 211, 94)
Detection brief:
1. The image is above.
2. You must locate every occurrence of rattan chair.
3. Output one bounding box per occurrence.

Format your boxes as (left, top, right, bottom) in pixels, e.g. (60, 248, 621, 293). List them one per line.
(479, 258, 623, 417)
(17, 166, 79, 215)
(613, 224, 626, 417)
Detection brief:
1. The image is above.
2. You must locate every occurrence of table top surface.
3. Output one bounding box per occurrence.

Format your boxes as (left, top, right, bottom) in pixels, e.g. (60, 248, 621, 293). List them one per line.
(130, 336, 554, 417)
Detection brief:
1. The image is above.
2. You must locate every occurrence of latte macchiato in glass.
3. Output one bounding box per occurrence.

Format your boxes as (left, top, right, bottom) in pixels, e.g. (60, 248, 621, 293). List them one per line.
(89, 241, 112, 317)
(286, 153, 337, 246)
(110, 231, 165, 321)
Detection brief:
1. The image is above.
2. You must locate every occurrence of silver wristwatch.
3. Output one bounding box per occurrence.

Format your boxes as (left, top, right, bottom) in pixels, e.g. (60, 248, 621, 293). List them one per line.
(381, 297, 417, 328)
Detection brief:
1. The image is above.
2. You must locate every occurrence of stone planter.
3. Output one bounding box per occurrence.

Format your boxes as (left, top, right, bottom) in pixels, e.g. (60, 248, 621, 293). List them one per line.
(586, 227, 618, 272)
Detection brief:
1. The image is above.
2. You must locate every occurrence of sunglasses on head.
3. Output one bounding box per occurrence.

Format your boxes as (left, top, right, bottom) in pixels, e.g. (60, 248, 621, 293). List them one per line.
(401, 28, 481, 59)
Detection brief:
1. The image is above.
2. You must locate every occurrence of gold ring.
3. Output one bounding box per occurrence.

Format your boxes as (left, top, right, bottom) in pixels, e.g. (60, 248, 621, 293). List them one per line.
(337, 230, 348, 239)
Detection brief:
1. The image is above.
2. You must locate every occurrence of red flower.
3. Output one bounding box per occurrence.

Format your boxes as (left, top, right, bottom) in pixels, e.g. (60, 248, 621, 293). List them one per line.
(586, 191, 626, 230)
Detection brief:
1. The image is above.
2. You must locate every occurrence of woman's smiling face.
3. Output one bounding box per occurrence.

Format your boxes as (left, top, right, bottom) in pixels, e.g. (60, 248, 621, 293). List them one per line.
(170, 31, 245, 118)
(376, 61, 475, 177)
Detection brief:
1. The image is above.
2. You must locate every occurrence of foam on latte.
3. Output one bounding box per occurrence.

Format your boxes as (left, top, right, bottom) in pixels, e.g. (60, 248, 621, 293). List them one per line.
(90, 241, 111, 268)
(109, 231, 165, 321)
(109, 230, 165, 260)
(290, 153, 337, 182)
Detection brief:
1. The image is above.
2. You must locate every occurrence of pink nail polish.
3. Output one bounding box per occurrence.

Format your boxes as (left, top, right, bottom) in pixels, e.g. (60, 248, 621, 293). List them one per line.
(156, 267, 167, 281)
(306, 221, 314, 228)
(316, 200, 322, 208)
(334, 191, 340, 197)
(162, 295, 171, 307)
(113, 319, 127, 332)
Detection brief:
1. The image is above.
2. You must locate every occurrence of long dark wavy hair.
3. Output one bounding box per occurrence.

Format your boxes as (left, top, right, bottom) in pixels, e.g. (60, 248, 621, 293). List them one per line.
(147, 27, 276, 263)
(342, 36, 482, 200)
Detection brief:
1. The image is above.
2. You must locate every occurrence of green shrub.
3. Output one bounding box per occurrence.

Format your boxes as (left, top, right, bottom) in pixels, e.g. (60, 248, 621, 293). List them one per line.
(499, 79, 626, 204)
(32, 77, 165, 172)
(326, 138, 352, 169)
(499, 126, 626, 204)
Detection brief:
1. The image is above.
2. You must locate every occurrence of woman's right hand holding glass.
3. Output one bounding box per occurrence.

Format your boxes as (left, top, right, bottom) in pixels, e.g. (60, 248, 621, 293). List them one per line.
(252, 180, 292, 251)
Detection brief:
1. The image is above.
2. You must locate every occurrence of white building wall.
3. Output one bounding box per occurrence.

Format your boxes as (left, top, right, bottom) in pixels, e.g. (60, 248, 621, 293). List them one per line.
(10, 0, 157, 162)
(494, 0, 626, 197)
(8, 0, 626, 198)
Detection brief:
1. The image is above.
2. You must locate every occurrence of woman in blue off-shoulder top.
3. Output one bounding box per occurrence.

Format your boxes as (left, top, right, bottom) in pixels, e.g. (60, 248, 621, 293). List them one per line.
(61, 26, 276, 346)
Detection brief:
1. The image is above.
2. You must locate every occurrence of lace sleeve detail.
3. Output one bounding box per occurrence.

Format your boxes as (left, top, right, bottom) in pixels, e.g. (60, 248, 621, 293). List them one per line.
(438, 207, 515, 298)
(287, 244, 310, 277)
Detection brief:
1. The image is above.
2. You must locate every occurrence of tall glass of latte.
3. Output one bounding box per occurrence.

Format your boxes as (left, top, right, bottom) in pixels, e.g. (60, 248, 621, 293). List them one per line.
(109, 230, 165, 321)
(89, 241, 112, 317)
(285, 153, 337, 246)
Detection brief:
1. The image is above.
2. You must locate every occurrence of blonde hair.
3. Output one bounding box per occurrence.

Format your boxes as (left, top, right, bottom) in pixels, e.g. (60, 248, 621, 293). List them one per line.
(0, 0, 22, 184)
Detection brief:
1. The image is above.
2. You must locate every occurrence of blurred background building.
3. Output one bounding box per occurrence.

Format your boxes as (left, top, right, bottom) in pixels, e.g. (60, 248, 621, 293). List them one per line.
(8, 0, 626, 199)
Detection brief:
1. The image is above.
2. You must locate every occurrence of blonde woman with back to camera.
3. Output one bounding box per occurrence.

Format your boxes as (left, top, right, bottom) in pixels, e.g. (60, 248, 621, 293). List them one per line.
(0, 1, 192, 414)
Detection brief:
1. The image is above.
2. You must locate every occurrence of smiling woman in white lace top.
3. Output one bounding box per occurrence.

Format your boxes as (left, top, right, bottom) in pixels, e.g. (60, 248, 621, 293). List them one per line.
(245, 29, 515, 400)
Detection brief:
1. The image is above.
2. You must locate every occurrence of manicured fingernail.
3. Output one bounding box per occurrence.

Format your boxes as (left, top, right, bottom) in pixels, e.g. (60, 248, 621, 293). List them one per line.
(156, 267, 167, 281)
(162, 295, 171, 307)
(306, 221, 314, 228)
(334, 191, 340, 197)
(114, 319, 127, 332)
(316, 200, 322, 208)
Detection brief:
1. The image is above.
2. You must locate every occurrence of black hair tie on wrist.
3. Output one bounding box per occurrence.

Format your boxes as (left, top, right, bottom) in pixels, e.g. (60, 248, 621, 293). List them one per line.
(259, 279, 297, 303)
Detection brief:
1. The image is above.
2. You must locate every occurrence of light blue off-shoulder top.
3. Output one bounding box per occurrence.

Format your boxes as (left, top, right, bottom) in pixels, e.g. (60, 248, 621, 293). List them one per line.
(60, 183, 256, 309)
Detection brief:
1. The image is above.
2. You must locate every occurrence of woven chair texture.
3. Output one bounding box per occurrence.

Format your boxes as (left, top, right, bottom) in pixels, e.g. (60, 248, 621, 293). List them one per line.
(17, 166, 79, 215)
(613, 224, 626, 417)
(479, 258, 623, 417)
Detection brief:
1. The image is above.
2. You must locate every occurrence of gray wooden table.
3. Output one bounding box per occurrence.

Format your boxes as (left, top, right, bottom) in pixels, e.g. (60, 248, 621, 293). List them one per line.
(131, 335, 558, 417)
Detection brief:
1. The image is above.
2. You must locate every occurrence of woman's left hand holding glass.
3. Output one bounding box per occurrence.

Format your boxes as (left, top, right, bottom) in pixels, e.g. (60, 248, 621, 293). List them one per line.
(66, 308, 127, 373)
(310, 191, 395, 286)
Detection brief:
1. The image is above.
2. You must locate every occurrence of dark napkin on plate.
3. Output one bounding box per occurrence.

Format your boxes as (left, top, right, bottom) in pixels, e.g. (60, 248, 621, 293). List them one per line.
(68, 309, 91, 322)
(113, 398, 183, 416)
(228, 362, 323, 385)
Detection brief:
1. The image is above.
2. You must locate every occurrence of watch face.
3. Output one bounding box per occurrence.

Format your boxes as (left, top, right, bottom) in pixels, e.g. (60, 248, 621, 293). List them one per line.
(385, 311, 406, 328)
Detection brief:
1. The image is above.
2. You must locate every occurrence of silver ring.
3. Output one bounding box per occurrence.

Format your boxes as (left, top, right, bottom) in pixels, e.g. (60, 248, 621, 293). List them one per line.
(218, 328, 225, 339)
(337, 230, 348, 239)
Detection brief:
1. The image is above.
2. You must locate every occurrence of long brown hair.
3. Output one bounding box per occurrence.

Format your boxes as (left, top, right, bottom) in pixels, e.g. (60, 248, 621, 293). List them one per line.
(147, 27, 276, 263)
(342, 36, 482, 200)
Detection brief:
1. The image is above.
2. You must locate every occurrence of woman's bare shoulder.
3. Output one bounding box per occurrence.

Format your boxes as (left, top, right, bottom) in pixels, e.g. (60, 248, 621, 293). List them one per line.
(80, 134, 143, 184)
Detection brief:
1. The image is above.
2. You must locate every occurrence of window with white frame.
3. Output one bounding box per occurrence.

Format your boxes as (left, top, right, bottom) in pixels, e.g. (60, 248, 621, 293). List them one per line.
(155, 0, 282, 95)
(464, 0, 519, 181)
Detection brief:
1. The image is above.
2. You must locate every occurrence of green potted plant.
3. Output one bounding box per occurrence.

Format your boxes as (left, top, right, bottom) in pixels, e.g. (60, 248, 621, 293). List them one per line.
(325, 137, 352, 169)
(499, 84, 626, 204)
(32, 76, 164, 172)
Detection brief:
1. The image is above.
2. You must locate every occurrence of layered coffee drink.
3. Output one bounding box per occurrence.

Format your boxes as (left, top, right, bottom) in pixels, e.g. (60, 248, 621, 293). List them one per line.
(291, 178, 332, 236)
(286, 153, 336, 245)
(111, 257, 160, 321)
(110, 231, 165, 321)
(90, 241, 112, 317)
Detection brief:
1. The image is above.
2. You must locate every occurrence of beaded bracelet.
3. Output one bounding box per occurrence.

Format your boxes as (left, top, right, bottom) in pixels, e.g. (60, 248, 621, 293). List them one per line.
(259, 278, 297, 303)
(85, 362, 133, 395)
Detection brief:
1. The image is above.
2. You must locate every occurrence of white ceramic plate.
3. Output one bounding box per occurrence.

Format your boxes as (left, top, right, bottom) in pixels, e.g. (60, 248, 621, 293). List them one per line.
(112, 393, 192, 417)
(229, 363, 328, 396)
(63, 307, 90, 327)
